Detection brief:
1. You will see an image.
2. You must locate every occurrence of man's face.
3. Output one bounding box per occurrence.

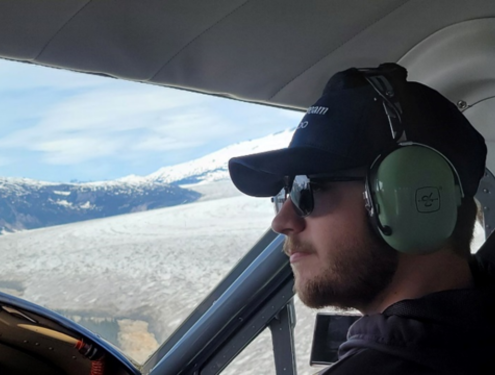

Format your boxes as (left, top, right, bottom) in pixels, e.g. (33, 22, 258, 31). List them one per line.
(271, 177, 398, 311)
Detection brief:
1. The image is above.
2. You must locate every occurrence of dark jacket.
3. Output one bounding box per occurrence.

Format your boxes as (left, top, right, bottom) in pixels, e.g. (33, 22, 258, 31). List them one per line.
(322, 257, 495, 374)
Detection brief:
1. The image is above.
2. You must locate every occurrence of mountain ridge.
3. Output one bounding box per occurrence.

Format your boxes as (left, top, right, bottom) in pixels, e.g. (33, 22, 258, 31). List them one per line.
(0, 129, 294, 233)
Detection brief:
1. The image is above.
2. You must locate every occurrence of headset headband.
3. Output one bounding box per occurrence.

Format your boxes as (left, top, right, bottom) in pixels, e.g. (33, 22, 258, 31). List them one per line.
(358, 67, 406, 142)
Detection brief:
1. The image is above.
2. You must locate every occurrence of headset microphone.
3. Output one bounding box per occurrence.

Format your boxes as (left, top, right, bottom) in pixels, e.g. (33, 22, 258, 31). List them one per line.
(377, 220, 392, 236)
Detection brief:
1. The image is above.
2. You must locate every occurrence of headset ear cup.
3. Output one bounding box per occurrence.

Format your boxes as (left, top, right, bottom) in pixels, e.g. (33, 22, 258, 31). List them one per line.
(368, 144, 460, 254)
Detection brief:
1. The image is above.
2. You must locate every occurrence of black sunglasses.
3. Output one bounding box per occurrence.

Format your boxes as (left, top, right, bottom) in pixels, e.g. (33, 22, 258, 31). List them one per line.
(272, 175, 365, 217)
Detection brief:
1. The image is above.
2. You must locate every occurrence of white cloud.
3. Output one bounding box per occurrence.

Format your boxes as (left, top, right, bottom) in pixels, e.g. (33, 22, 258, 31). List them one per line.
(36, 86, 206, 132)
(0, 84, 243, 165)
(0, 59, 299, 179)
(130, 136, 201, 152)
(1, 63, 286, 161)
(35, 137, 123, 165)
(154, 110, 237, 139)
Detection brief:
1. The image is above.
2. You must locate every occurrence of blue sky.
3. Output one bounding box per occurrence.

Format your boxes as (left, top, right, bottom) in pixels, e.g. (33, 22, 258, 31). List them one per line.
(0, 59, 301, 183)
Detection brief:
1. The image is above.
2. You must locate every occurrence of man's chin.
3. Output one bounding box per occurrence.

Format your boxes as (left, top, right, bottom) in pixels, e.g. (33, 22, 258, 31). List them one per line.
(294, 277, 334, 309)
(294, 275, 362, 310)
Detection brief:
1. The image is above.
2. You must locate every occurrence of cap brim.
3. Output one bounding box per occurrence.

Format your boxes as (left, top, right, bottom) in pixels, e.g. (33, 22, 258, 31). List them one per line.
(228, 147, 357, 197)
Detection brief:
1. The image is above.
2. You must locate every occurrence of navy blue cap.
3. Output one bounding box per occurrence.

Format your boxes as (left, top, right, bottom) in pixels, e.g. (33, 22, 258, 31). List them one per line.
(228, 64, 486, 198)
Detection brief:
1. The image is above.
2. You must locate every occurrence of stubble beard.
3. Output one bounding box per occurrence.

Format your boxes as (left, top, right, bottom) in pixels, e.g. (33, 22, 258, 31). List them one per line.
(284, 222, 398, 311)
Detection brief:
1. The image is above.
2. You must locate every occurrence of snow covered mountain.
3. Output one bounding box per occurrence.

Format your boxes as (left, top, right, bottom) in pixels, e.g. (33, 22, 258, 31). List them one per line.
(145, 128, 294, 185)
(0, 177, 200, 233)
(0, 129, 295, 233)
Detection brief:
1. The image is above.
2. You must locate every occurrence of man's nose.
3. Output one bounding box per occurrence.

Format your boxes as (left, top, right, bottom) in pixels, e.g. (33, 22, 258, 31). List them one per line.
(271, 199, 306, 235)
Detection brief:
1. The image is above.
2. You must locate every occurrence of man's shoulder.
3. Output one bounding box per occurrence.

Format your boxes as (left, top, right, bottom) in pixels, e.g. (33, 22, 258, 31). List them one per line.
(319, 349, 444, 375)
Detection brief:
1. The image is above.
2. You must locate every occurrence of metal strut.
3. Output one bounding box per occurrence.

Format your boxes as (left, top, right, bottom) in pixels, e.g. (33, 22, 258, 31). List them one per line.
(269, 300, 297, 375)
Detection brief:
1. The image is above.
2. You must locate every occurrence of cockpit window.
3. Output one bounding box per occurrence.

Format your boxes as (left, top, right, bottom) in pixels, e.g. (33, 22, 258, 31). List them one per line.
(0, 59, 298, 363)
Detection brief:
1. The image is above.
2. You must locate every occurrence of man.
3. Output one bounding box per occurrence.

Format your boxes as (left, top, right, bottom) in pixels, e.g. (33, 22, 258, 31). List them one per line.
(228, 63, 495, 374)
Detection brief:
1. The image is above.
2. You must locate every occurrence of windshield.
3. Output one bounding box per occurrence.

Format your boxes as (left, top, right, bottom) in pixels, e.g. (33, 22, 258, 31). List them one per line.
(0, 59, 298, 364)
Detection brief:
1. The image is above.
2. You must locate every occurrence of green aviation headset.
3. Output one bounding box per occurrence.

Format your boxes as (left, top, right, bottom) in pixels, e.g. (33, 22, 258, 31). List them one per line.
(360, 67, 464, 255)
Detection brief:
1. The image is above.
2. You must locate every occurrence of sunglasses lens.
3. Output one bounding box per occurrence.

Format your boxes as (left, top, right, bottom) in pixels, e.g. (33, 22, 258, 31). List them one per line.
(272, 175, 364, 217)
(271, 188, 287, 214)
(290, 175, 314, 217)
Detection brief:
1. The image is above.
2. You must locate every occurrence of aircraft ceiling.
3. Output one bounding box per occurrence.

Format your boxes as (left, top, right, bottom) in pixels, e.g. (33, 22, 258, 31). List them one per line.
(0, 0, 493, 107)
